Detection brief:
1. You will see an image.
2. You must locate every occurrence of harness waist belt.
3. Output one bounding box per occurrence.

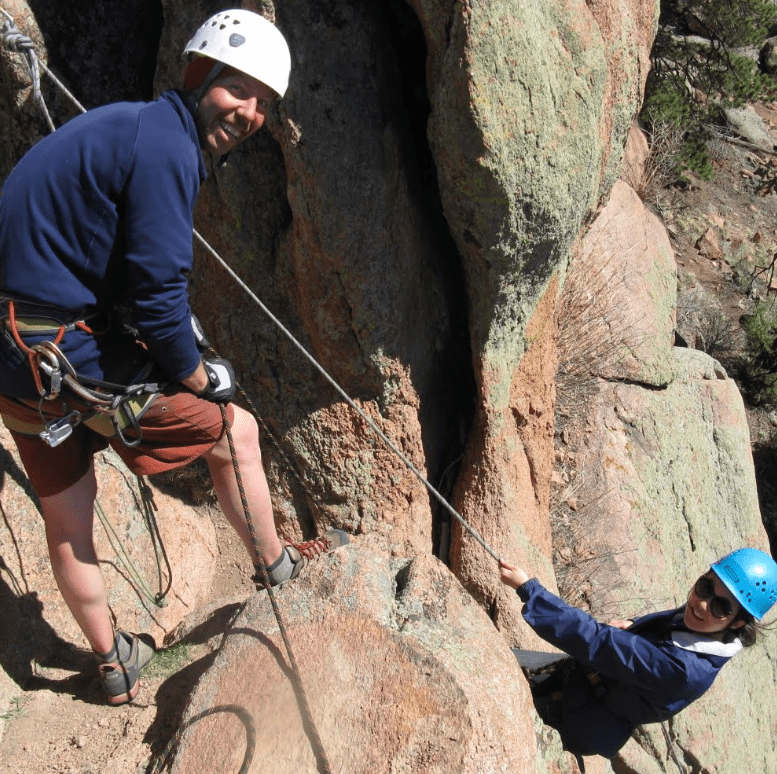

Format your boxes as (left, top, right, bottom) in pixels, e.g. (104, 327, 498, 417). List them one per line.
(1, 392, 159, 439)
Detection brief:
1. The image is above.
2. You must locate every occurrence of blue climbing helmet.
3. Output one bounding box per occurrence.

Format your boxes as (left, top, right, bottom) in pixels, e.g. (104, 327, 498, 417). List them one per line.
(711, 548, 777, 620)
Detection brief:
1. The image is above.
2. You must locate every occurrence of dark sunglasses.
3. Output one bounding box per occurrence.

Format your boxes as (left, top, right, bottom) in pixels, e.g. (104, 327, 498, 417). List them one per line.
(694, 576, 735, 619)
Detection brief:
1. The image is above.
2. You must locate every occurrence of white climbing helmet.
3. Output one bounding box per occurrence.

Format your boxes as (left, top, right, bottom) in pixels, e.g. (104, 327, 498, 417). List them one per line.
(183, 9, 291, 97)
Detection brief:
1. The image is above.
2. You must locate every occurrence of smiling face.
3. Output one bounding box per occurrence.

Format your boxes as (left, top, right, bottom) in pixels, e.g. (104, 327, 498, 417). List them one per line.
(195, 69, 276, 156)
(684, 571, 744, 635)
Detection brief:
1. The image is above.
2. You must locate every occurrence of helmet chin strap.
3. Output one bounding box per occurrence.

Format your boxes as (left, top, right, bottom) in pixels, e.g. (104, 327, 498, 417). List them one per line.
(195, 61, 227, 102)
(189, 61, 232, 167)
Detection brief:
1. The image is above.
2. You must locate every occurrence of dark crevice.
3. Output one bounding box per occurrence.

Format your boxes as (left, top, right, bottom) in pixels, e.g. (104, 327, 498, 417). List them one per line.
(380, 0, 476, 563)
(26, 0, 163, 111)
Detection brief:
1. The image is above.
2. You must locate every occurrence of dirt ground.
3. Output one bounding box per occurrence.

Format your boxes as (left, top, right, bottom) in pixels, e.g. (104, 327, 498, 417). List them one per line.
(664, 102, 777, 541)
(3, 109, 777, 774)
(0, 499, 253, 774)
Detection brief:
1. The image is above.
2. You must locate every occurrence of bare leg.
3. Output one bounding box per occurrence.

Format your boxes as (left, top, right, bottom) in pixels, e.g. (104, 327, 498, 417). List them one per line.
(203, 404, 283, 566)
(40, 462, 115, 654)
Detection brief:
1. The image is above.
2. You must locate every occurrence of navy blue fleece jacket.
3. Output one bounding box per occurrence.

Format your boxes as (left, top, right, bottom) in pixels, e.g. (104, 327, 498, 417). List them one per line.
(0, 90, 206, 397)
(518, 579, 741, 757)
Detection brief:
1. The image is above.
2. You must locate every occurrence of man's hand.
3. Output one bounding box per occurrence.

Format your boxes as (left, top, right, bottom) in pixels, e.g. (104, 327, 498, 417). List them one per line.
(181, 357, 236, 402)
(199, 356, 236, 403)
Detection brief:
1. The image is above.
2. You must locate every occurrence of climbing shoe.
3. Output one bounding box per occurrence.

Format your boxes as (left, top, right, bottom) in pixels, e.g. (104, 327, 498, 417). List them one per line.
(96, 631, 156, 706)
(253, 529, 350, 589)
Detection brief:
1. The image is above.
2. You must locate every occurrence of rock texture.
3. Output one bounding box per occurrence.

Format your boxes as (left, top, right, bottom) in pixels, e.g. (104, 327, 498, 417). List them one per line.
(563, 179, 677, 388)
(167, 545, 579, 774)
(426, 0, 660, 639)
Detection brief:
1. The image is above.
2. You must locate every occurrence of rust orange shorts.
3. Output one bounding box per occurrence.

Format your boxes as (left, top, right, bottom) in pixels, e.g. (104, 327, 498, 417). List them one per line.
(0, 390, 234, 497)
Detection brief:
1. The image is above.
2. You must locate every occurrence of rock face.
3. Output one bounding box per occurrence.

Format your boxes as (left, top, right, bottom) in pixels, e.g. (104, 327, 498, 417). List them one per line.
(167, 545, 578, 774)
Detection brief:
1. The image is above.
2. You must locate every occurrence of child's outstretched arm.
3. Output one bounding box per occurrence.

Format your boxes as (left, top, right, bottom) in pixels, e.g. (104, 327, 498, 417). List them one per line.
(499, 558, 530, 590)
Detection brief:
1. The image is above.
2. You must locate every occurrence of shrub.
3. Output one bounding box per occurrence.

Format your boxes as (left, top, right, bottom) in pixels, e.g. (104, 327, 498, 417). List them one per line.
(739, 299, 777, 406)
(642, 0, 777, 179)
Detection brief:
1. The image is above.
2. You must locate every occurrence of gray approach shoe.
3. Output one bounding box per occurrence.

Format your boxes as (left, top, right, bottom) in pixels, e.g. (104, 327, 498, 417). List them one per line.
(252, 529, 351, 589)
(97, 631, 156, 706)
(286, 528, 350, 580)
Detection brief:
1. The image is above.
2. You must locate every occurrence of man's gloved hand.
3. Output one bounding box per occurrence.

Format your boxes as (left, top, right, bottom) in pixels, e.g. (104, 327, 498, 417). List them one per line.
(199, 357, 236, 403)
(190, 313, 211, 352)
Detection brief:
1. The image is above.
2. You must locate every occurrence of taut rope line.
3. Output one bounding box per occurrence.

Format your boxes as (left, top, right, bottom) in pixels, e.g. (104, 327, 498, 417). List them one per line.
(194, 231, 500, 562)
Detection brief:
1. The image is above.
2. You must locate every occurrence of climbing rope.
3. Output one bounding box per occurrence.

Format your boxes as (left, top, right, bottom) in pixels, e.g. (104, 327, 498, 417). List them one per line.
(149, 704, 257, 774)
(218, 403, 333, 774)
(1, 13, 493, 773)
(0, 4, 499, 565)
(94, 490, 172, 609)
(194, 231, 500, 563)
(0, 7, 54, 131)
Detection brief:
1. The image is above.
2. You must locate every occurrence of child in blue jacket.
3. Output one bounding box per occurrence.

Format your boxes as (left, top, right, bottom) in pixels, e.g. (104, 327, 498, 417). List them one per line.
(500, 547, 777, 760)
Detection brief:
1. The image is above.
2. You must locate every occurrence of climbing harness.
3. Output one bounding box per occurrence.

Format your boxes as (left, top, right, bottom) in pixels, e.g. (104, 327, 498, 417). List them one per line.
(0, 299, 166, 448)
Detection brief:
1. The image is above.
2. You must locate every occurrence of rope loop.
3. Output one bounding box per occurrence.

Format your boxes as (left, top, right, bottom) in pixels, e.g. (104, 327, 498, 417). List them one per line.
(1, 7, 55, 131)
(2, 25, 35, 54)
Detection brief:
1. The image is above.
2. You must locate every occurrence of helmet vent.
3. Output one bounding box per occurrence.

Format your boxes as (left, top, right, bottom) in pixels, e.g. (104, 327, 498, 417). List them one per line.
(183, 10, 291, 97)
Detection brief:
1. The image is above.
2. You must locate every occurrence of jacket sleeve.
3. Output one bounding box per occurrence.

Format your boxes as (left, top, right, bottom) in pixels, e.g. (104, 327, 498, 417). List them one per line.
(120, 103, 202, 382)
(517, 579, 710, 698)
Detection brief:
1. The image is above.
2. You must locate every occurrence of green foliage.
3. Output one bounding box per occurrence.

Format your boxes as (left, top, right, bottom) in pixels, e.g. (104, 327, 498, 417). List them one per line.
(739, 300, 777, 407)
(677, 0, 775, 47)
(142, 642, 193, 679)
(641, 0, 777, 179)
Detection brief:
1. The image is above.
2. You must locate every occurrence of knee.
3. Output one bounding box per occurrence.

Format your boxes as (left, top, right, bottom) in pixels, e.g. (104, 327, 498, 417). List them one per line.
(207, 405, 261, 464)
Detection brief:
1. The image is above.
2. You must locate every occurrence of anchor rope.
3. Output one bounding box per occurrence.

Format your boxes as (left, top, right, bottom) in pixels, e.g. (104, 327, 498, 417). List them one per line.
(0, 7, 54, 131)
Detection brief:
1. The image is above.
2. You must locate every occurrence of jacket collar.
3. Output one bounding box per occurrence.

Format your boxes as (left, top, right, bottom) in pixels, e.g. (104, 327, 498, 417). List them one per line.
(670, 629, 742, 658)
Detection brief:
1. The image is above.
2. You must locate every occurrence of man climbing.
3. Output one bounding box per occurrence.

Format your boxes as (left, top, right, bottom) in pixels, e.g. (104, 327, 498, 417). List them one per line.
(0, 9, 347, 705)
